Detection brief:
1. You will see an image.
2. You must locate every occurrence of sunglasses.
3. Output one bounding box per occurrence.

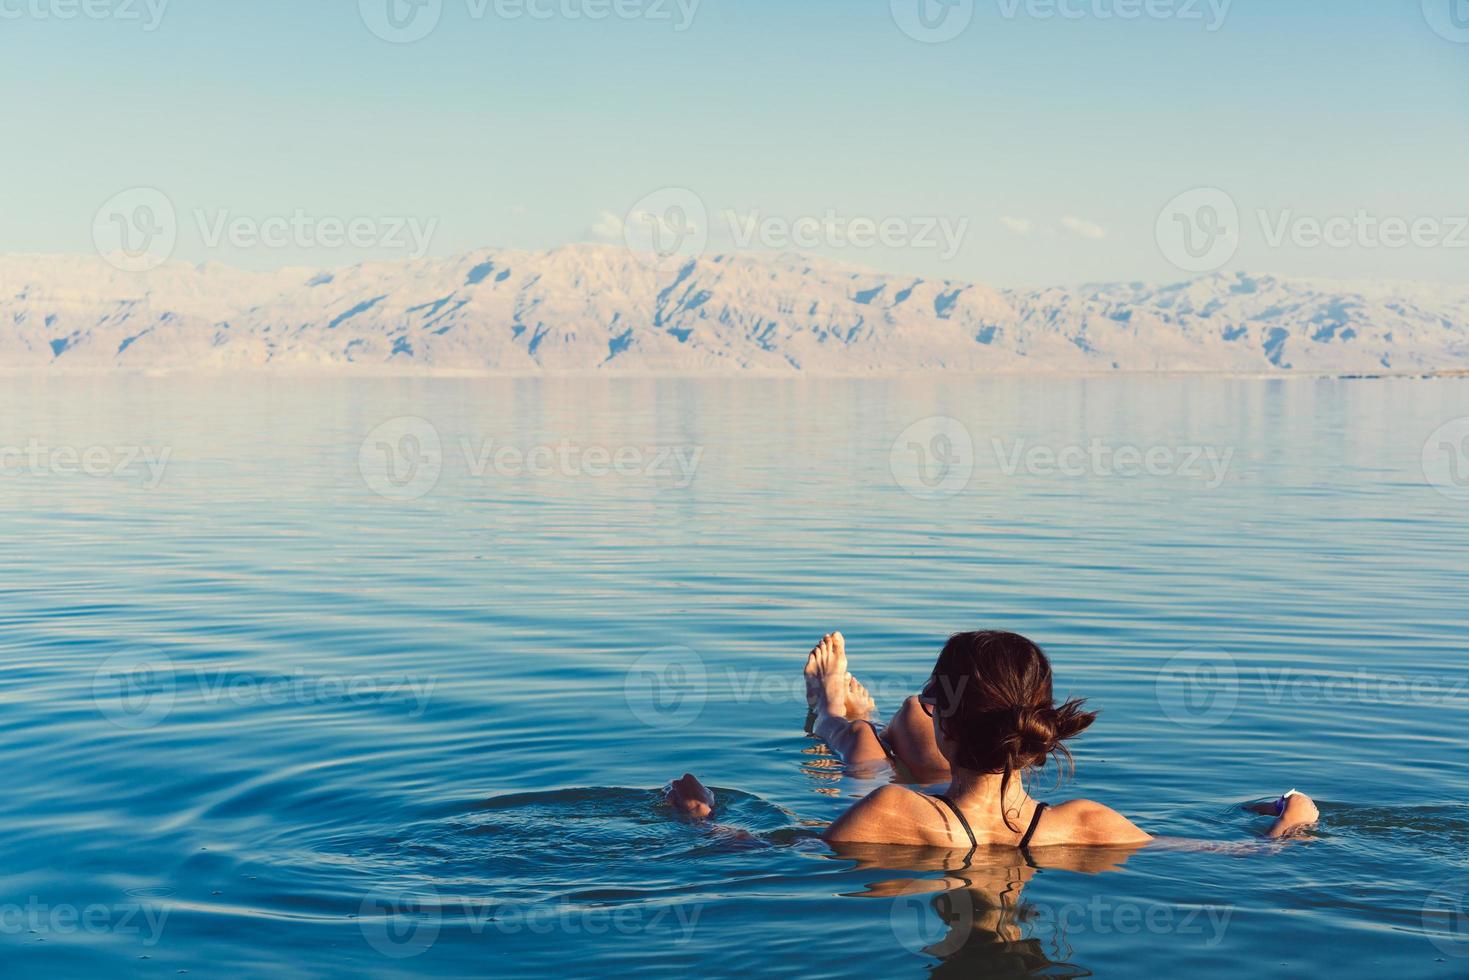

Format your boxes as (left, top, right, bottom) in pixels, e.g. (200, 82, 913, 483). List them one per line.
(918, 678, 939, 716)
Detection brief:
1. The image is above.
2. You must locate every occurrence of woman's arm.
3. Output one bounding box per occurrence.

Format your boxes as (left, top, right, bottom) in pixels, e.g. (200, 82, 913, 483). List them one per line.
(1149, 791, 1322, 854)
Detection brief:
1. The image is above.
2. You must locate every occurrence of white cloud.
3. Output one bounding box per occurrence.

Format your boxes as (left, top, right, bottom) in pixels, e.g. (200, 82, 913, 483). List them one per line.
(590, 210, 625, 241)
(1061, 216, 1107, 240)
(999, 216, 1033, 236)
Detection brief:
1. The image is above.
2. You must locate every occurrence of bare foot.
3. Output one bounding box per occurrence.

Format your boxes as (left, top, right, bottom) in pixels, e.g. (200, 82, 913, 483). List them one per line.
(804, 632, 849, 719)
(663, 773, 715, 819)
(845, 674, 876, 721)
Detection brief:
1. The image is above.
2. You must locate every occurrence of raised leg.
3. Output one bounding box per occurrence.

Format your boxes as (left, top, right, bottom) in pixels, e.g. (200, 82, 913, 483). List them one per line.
(804, 632, 890, 767)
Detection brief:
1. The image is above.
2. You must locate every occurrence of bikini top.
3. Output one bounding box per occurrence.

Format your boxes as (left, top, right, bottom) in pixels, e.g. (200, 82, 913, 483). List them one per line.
(934, 794, 1049, 867)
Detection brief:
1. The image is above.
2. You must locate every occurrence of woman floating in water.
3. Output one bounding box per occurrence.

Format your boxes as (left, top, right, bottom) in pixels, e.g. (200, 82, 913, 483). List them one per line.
(665, 630, 1320, 851)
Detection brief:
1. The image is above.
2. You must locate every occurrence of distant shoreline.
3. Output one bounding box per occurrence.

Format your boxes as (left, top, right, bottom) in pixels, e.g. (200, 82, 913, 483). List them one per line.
(3, 367, 1467, 380)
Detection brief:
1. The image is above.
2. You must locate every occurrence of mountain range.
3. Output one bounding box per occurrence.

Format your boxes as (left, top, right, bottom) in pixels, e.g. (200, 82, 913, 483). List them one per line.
(4, 246, 1467, 375)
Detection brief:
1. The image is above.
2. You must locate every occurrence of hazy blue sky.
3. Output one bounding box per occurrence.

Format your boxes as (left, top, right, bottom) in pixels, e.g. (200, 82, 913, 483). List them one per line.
(2, 0, 1466, 285)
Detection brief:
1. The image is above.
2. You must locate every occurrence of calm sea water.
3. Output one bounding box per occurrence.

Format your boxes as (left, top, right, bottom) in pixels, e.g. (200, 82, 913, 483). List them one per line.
(2, 376, 1467, 978)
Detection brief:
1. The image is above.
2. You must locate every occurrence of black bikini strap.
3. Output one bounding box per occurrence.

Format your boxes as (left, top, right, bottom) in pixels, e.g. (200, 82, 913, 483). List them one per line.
(860, 720, 900, 764)
(1018, 801, 1049, 851)
(935, 794, 978, 855)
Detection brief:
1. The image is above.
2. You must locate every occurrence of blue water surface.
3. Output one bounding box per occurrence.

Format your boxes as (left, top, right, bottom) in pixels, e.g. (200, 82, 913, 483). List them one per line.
(1, 376, 1466, 977)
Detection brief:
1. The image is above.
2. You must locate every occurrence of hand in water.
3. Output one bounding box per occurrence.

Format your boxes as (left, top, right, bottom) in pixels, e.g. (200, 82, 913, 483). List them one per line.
(664, 773, 715, 820)
(1266, 790, 1319, 838)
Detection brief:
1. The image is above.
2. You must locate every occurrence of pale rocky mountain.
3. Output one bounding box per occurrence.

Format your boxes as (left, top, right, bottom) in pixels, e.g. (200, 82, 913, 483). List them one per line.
(3, 245, 1466, 374)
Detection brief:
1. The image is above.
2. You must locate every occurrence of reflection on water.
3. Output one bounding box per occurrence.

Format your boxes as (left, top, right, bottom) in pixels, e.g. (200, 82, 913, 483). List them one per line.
(1, 376, 1467, 976)
(832, 842, 1145, 978)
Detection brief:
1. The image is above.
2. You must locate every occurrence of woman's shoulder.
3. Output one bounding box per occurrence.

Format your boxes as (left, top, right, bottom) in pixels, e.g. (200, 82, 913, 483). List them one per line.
(822, 785, 951, 845)
(1036, 799, 1152, 846)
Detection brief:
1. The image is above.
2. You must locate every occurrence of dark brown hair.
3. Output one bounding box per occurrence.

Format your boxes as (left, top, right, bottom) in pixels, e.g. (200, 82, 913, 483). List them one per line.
(926, 631, 1097, 829)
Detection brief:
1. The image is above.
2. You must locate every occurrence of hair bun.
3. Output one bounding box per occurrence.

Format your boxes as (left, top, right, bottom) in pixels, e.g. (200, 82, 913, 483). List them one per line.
(1010, 705, 1059, 760)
